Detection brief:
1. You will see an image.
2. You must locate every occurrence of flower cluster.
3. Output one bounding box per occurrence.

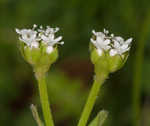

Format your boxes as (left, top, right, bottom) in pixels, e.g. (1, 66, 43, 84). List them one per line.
(90, 29, 132, 56)
(16, 24, 64, 54)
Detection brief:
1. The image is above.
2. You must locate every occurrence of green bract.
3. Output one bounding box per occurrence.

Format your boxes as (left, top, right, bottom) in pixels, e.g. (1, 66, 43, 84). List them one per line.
(19, 42, 58, 78)
(90, 44, 129, 78)
(108, 52, 129, 73)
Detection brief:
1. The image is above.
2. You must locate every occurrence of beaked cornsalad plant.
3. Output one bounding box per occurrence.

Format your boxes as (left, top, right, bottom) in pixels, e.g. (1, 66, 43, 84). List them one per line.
(16, 25, 132, 126)
(16, 25, 64, 126)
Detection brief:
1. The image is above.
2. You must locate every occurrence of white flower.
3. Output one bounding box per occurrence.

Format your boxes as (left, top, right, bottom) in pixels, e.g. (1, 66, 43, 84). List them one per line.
(91, 30, 111, 56)
(39, 26, 64, 46)
(90, 29, 132, 56)
(16, 24, 64, 53)
(16, 29, 38, 47)
(41, 34, 63, 46)
(45, 26, 59, 34)
(110, 37, 132, 56)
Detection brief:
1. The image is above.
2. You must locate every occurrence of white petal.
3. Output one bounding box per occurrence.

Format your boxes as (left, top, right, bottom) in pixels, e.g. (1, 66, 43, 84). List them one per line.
(54, 36, 62, 42)
(121, 44, 128, 50)
(90, 38, 96, 44)
(46, 46, 54, 54)
(104, 29, 109, 34)
(114, 36, 124, 42)
(125, 38, 132, 44)
(48, 34, 55, 40)
(60, 41, 64, 45)
(55, 27, 59, 32)
(41, 35, 48, 41)
(109, 49, 118, 56)
(31, 42, 39, 48)
(97, 49, 103, 56)
(104, 39, 110, 45)
(16, 28, 21, 34)
(40, 25, 43, 29)
(126, 47, 130, 51)
(113, 41, 120, 48)
(97, 36, 103, 44)
(33, 24, 37, 28)
(111, 34, 114, 37)
(97, 32, 105, 38)
(92, 30, 97, 35)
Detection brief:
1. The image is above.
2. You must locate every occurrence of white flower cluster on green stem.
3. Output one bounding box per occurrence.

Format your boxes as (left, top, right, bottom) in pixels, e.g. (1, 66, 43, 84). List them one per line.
(15, 25, 133, 126)
(16, 24, 64, 54)
(91, 29, 132, 56)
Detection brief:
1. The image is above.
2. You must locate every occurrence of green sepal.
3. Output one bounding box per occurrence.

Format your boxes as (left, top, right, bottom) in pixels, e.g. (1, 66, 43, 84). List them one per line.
(24, 47, 41, 65)
(19, 41, 26, 60)
(108, 55, 123, 73)
(90, 43, 129, 76)
(91, 48, 101, 65)
(34, 46, 58, 78)
(90, 44, 109, 79)
(88, 110, 108, 126)
(19, 41, 59, 78)
(109, 52, 129, 73)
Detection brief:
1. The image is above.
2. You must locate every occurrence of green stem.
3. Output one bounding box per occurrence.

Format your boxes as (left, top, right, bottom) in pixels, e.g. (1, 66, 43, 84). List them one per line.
(77, 76, 106, 126)
(37, 75, 54, 126)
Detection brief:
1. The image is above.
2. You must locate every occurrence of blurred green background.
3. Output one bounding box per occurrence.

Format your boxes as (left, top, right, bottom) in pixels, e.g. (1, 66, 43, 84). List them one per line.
(0, 0, 150, 126)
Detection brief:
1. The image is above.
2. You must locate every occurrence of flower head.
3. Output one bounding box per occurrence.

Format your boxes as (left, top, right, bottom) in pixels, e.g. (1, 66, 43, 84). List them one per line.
(90, 28, 133, 74)
(16, 25, 63, 77)
(90, 29, 132, 56)
(91, 30, 111, 56)
(16, 24, 64, 54)
(16, 29, 38, 47)
(110, 37, 132, 56)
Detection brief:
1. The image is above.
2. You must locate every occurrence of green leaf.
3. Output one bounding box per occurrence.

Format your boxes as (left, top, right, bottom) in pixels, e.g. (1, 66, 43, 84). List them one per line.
(89, 110, 108, 126)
